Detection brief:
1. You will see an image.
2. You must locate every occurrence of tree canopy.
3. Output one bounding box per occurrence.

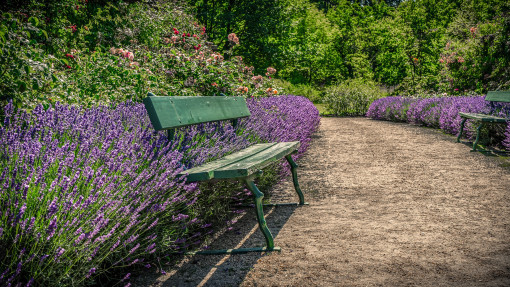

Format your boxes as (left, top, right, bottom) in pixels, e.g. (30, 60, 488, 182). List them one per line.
(186, 0, 510, 94)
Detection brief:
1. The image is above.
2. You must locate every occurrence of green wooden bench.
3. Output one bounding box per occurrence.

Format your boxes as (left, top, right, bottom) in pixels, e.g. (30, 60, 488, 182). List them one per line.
(143, 92, 308, 255)
(457, 91, 510, 151)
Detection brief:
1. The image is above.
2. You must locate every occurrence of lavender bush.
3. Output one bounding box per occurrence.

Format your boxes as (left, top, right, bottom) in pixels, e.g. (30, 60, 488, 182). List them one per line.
(366, 95, 510, 150)
(366, 97, 416, 122)
(0, 101, 203, 286)
(0, 95, 320, 286)
(244, 95, 321, 159)
(407, 98, 444, 128)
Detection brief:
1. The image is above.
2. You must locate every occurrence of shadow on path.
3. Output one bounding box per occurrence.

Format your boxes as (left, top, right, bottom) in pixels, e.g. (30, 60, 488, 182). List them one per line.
(134, 203, 302, 286)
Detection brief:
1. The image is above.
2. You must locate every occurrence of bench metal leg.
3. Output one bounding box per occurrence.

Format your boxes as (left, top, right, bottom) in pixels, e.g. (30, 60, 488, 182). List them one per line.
(285, 154, 307, 205)
(186, 177, 281, 255)
(472, 123, 484, 152)
(457, 118, 467, 143)
(187, 155, 308, 255)
(245, 178, 277, 250)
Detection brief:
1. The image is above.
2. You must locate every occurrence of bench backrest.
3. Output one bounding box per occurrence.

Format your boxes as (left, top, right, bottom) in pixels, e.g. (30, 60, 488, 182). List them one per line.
(143, 92, 251, 131)
(485, 91, 510, 103)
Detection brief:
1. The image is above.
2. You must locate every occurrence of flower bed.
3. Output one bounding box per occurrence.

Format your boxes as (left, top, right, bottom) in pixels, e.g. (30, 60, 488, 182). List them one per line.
(0, 95, 320, 286)
(366, 95, 510, 150)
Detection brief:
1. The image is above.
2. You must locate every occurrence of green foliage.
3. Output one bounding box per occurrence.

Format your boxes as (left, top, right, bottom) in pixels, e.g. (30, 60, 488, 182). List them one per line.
(184, 0, 508, 94)
(0, 1, 287, 110)
(272, 79, 323, 103)
(436, 1, 510, 93)
(277, 0, 343, 86)
(323, 78, 388, 116)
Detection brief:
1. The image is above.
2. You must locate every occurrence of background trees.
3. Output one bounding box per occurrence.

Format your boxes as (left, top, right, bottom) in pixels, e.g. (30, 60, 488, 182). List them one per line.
(186, 0, 509, 95)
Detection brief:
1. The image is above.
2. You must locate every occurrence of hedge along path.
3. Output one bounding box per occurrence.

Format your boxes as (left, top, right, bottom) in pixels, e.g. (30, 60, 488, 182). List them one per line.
(134, 117, 510, 287)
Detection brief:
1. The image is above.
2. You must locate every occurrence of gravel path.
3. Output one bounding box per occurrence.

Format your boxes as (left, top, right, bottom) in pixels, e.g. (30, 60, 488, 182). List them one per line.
(134, 117, 510, 287)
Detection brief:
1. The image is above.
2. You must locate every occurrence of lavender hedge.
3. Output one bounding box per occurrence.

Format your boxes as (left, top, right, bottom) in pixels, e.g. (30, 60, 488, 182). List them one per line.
(366, 96, 510, 150)
(0, 95, 320, 286)
(366, 97, 416, 122)
(244, 95, 321, 159)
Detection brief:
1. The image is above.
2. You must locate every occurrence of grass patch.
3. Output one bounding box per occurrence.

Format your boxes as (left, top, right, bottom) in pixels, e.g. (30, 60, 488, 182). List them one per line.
(314, 103, 331, 116)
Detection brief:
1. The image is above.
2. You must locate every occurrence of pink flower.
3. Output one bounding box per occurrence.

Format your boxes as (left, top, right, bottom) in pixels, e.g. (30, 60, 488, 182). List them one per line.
(251, 75, 263, 82)
(237, 86, 248, 93)
(470, 27, 477, 37)
(68, 25, 77, 33)
(266, 67, 276, 75)
(228, 33, 239, 45)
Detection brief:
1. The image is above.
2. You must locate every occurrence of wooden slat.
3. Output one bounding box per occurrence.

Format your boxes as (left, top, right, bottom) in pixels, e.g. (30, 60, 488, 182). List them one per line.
(143, 94, 251, 131)
(459, 112, 507, 122)
(213, 141, 300, 179)
(486, 91, 510, 103)
(179, 143, 277, 182)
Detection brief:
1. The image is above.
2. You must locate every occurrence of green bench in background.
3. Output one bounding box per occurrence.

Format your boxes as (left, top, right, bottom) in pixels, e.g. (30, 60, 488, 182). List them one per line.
(143, 93, 308, 255)
(457, 91, 510, 151)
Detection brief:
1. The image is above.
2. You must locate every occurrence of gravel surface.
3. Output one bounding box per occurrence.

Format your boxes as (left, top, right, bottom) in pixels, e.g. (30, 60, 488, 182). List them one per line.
(134, 117, 510, 287)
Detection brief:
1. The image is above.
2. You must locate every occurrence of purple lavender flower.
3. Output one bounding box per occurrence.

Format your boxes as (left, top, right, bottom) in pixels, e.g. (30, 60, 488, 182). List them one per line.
(15, 262, 22, 275)
(85, 268, 96, 278)
(128, 243, 140, 255)
(46, 216, 58, 240)
(172, 214, 189, 221)
(54, 247, 65, 261)
(147, 218, 158, 230)
(75, 233, 86, 245)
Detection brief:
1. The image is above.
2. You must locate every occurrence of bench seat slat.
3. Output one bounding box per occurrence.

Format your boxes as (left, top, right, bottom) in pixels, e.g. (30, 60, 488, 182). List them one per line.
(214, 141, 300, 179)
(179, 143, 277, 181)
(458, 112, 507, 123)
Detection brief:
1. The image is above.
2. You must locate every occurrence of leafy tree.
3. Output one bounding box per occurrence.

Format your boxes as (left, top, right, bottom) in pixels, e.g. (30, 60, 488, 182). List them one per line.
(278, 0, 343, 85)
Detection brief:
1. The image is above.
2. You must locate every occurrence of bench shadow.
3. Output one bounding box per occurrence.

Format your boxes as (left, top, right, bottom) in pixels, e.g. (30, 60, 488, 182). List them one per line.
(139, 204, 300, 286)
(457, 140, 510, 157)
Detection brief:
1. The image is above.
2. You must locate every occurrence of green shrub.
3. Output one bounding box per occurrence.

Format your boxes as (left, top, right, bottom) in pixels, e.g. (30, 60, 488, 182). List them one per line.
(272, 79, 323, 103)
(323, 78, 387, 116)
(0, 2, 287, 110)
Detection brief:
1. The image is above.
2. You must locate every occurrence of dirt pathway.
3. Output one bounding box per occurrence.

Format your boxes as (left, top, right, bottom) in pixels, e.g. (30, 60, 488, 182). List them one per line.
(134, 117, 510, 287)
